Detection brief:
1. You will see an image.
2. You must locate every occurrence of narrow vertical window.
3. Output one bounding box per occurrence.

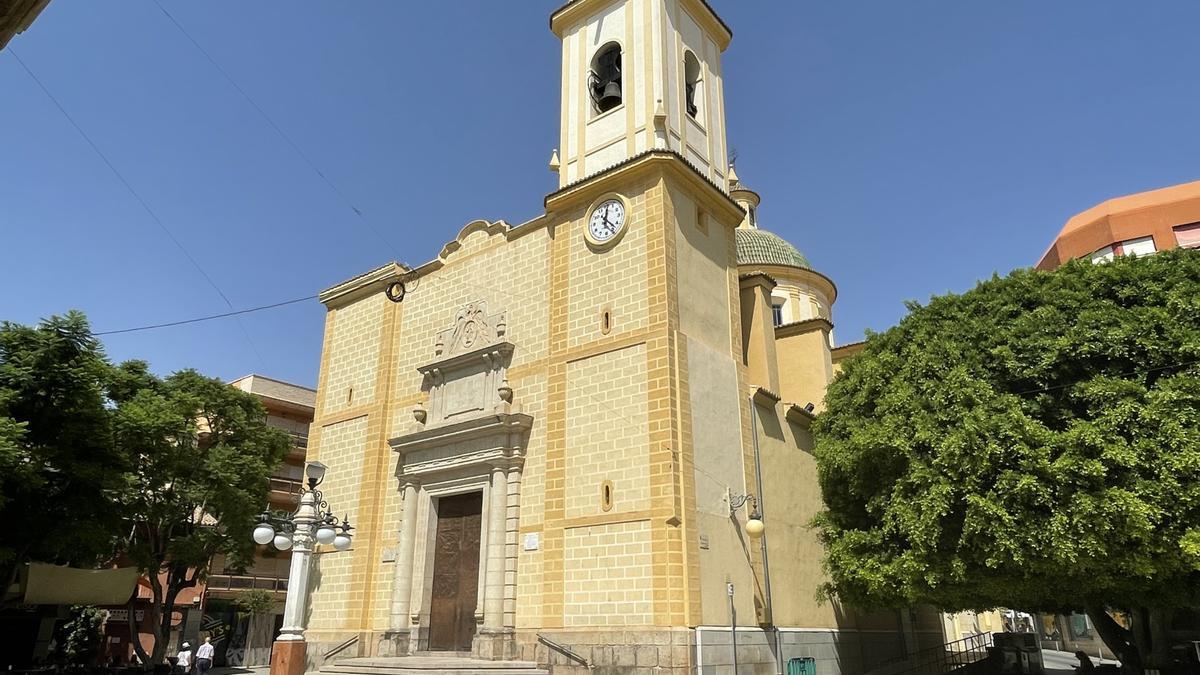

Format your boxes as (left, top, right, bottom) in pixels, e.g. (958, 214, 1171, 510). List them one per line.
(771, 302, 784, 327)
(684, 51, 702, 121)
(589, 43, 623, 115)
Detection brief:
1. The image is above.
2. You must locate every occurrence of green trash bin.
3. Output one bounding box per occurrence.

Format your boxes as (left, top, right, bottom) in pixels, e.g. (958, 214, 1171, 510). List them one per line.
(787, 657, 816, 675)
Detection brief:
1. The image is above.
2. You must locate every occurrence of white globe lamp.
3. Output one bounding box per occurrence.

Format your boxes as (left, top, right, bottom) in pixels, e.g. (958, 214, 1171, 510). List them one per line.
(252, 523, 275, 546)
(273, 533, 293, 551)
(333, 533, 352, 551)
(315, 525, 337, 546)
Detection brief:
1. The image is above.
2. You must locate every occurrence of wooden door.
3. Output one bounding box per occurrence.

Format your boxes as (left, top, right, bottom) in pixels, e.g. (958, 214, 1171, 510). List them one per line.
(428, 491, 482, 651)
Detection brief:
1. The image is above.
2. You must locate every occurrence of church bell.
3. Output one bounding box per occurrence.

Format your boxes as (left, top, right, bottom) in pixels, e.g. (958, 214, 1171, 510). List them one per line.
(597, 80, 622, 112)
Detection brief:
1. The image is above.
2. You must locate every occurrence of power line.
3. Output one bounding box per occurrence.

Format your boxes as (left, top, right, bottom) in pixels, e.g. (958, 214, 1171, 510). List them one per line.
(150, 0, 403, 261)
(96, 295, 316, 336)
(8, 47, 268, 367)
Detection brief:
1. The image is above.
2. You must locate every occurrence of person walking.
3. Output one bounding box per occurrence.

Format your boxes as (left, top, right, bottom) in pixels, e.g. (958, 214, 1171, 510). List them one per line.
(175, 642, 193, 675)
(195, 637, 215, 675)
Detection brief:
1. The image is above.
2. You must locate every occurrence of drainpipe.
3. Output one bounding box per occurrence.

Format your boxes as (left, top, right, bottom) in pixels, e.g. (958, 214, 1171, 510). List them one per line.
(749, 394, 781, 674)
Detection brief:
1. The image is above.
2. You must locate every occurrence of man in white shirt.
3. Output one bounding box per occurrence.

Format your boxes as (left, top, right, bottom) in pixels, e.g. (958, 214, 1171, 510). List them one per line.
(195, 637, 215, 675)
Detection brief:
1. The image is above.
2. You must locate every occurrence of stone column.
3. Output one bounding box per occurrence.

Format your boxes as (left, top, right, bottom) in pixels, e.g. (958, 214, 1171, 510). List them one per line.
(386, 482, 419, 652)
(503, 465, 522, 629)
(484, 466, 507, 629)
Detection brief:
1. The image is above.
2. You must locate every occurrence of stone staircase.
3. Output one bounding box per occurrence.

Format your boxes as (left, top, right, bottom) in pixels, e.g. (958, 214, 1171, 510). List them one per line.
(321, 656, 549, 675)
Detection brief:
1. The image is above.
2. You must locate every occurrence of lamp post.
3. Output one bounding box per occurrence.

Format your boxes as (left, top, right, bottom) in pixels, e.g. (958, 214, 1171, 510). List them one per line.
(256, 461, 354, 675)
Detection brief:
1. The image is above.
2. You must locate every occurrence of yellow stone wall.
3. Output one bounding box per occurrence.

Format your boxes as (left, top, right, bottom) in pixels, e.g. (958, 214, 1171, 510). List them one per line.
(307, 416, 368, 632)
(321, 294, 386, 414)
(563, 520, 654, 626)
(565, 344, 649, 519)
(775, 322, 834, 412)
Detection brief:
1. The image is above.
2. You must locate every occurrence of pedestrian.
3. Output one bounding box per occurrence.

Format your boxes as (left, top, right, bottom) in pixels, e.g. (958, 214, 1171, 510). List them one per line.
(1075, 650, 1096, 673)
(195, 637, 215, 675)
(175, 642, 193, 675)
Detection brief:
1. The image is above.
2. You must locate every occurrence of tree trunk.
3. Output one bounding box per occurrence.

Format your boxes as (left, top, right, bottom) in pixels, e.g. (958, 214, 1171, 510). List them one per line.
(128, 601, 150, 667)
(1089, 606, 1179, 673)
(1148, 609, 1174, 669)
(146, 570, 166, 666)
(1086, 607, 1140, 673)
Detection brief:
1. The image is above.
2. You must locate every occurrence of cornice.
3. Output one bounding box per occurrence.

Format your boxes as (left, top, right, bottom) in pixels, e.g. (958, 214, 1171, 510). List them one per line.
(831, 340, 867, 362)
(545, 150, 744, 225)
(784, 402, 816, 428)
(751, 385, 781, 406)
(417, 342, 516, 377)
(390, 412, 534, 456)
(774, 317, 834, 340)
(319, 262, 409, 309)
(738, 270, 778, 291)
(549, 0, 732, 50)
(739, 263, 838, 304)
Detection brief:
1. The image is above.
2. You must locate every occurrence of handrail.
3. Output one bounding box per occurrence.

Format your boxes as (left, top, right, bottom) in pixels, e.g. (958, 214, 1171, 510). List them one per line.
(537, 634, 592, 669)
(206, 573, 288, 592)
(884, 632, 993, 675)
(323, 635, 358, 659)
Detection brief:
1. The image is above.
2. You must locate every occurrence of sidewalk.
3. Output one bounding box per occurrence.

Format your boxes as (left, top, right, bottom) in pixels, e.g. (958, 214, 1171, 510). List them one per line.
(1042, 648, 1120, 674)
(209, 667, 271, 675)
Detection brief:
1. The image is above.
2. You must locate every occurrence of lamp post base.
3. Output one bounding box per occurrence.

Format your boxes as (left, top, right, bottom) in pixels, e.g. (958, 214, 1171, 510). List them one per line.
(270, 640, 307, 675)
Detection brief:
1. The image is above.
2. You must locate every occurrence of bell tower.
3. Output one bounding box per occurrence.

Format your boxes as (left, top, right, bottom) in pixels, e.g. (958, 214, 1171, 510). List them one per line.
(549, 0, 733, 189)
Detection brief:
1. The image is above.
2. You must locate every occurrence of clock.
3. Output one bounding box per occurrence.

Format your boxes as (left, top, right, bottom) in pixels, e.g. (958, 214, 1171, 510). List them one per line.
(586, 198, 627, 247)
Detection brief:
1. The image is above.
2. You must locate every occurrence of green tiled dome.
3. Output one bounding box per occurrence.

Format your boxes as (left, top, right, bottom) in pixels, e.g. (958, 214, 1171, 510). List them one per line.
(735, 228, 811, 270)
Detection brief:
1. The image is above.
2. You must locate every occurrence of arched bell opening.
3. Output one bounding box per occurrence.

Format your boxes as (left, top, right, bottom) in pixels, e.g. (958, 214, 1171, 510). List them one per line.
(684, 50, 703, 121)
(588, 42, 623, 115)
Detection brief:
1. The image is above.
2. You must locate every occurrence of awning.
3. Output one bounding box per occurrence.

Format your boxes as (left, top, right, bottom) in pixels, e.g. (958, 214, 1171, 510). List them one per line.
(21, 563, 140, 605)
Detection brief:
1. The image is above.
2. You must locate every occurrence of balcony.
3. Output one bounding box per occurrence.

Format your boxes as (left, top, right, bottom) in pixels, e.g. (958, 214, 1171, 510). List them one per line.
(206, 573, 288, 594)
(287, 432, 308, 459)
(268, 477, 302, 507)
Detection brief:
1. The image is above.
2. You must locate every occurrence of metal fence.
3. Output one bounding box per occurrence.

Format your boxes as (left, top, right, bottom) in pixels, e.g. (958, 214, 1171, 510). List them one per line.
(888, 633, 993, 675)
(206, 573, 289, 593)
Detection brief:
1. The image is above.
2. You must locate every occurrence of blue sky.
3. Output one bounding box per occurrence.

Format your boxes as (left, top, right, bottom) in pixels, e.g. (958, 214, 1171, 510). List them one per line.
(3, 1, 1198, 388)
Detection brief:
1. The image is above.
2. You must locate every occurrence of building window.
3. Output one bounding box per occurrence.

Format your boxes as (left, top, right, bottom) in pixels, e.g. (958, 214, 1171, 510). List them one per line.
(771, 301, 784, 327)
(1091, 236, 1157, 264)
(1175, 222, 1200, 249)
(588, 42, 623, 115)
(1120, 236, 1157, 258)
(683, 51, 702, 121)
(1090, 245, 1115, 264)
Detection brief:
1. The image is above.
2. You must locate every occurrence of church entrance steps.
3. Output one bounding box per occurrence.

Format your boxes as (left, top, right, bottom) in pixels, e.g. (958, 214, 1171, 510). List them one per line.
(320, 656, 548, 675)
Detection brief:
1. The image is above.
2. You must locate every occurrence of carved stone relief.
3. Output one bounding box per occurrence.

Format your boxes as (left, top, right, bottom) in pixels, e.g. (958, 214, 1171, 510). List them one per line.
(414, 301, 516, 428)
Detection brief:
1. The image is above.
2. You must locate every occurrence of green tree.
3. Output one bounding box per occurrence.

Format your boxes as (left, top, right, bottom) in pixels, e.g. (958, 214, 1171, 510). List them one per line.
(59, 605, 105, 665)
(0, 312, 126, 596)
(813, 250, 1200, 672)
(231, 588, 275, 616)
(113, 368, 290, 665)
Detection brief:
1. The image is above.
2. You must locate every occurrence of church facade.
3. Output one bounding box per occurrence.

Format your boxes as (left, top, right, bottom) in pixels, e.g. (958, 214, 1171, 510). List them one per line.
(301, 1, 937, 672)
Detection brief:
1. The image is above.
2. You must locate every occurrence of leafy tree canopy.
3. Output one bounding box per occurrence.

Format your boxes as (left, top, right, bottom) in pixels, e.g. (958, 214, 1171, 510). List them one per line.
(0, 312, 126, 585)
(814, 250, 1200, 632)
(0, 312, 290, 665)
(115, 367, 290, 664)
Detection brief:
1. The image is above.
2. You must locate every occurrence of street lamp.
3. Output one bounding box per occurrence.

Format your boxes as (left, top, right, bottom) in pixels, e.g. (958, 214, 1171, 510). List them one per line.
(254, 461, 354, 675)
(252, 461, 353, 552)
(729, 491, 764, 538)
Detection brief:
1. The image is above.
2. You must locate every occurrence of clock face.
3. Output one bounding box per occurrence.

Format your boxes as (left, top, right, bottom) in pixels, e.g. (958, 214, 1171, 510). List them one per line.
(587, 199, 626, 245)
